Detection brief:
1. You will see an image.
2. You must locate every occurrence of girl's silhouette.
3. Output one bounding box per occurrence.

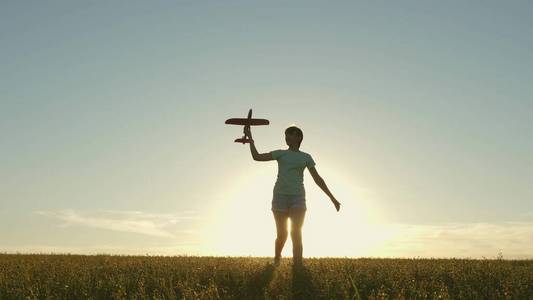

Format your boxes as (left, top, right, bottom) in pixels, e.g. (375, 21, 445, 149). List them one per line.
(243, 124, 341, 267)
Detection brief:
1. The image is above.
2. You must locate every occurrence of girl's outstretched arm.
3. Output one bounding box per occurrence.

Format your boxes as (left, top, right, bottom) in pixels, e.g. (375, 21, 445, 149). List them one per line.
(244, 125, 274, 161)
(308, 166, 341, 212)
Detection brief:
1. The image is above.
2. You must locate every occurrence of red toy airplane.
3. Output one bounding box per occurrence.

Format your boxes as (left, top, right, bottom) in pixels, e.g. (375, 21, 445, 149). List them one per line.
(225, 109, 269, 144)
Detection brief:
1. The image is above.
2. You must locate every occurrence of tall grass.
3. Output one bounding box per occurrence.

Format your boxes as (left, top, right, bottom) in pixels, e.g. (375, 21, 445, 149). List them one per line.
(1, 254, 532, 299)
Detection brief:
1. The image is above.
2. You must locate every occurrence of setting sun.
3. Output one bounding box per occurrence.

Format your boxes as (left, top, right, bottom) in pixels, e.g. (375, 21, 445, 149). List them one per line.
(202, 163, 392, 258)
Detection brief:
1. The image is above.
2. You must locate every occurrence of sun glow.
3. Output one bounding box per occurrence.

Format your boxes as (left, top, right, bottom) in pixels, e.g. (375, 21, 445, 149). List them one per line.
(204, 166, 277, 256)
(202, 165, 395, 258)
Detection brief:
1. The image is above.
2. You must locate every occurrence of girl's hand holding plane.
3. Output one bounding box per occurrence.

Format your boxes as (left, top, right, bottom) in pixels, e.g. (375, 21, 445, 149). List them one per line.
(244, 125, 253, 140)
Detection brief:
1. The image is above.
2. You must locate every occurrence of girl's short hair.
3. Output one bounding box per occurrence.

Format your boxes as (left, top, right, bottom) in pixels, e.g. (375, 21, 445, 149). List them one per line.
(285, 126, 303, 147)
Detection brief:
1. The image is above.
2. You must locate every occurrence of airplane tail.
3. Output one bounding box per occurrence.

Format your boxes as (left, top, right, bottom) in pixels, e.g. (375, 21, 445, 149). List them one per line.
(234, 137, 251, 144)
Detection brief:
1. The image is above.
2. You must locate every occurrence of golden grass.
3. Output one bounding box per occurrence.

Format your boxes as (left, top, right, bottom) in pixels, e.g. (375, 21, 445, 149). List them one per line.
(1, 254, 532, 299)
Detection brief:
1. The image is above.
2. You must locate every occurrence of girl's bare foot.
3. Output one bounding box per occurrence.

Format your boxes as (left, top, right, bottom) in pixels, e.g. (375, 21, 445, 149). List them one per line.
(273, 256, 281, 267)
(293, 257, 303, 268)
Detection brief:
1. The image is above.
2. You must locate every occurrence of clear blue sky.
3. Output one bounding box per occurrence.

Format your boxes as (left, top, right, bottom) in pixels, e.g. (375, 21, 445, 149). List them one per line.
(1, 1, 532, 258)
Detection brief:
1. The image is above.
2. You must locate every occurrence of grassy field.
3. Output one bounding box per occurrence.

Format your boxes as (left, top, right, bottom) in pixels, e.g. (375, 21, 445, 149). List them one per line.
(1, 254, 532, 299)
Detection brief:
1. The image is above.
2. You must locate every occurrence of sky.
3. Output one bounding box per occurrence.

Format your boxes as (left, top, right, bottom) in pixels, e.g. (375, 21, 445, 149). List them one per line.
(1, 1, 532, 259)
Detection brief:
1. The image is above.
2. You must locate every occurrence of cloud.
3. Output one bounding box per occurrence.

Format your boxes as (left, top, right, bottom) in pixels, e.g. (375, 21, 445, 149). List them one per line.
(374, 221, 533, 259)
(0, 243, 204, 256)
(33, 209, 201, 238)
(28, 209, 533, 258)
(518, 211, 533, 220)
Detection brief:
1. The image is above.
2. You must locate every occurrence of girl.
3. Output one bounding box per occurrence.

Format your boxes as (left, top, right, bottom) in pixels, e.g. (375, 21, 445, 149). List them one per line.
(243, 124, 341, 267)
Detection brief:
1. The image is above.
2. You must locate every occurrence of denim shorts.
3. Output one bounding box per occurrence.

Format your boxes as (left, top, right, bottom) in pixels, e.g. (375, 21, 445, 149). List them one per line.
(271, 193, 306, 213)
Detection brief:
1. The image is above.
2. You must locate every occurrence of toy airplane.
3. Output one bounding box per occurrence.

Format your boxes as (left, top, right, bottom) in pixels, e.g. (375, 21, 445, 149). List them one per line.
(225, 109, 269, 144)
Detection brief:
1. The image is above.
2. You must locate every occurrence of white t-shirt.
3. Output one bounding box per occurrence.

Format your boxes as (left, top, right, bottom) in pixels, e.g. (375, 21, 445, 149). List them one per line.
(270, 149, 316, 196)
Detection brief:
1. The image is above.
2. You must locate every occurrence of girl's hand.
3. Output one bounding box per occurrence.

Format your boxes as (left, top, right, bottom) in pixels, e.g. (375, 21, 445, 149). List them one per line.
(244, 125, 252, 139)
(331, 197, 341, 212)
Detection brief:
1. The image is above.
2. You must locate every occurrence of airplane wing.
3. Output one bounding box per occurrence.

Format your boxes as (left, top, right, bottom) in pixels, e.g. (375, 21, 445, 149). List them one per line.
(225, 118, 269, 126)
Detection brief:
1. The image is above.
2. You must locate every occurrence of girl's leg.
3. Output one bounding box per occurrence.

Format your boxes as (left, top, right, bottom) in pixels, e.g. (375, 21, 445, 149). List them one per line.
(272, 210, 289, 261)
(289, 209, 306, 265)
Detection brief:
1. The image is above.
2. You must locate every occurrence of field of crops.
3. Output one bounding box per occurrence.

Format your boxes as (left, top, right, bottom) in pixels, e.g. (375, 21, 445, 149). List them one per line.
(1, 254, 532, 299)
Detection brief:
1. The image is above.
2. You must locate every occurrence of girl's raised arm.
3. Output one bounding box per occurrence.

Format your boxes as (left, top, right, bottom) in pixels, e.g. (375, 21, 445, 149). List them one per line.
(245, 125, 274, 161)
